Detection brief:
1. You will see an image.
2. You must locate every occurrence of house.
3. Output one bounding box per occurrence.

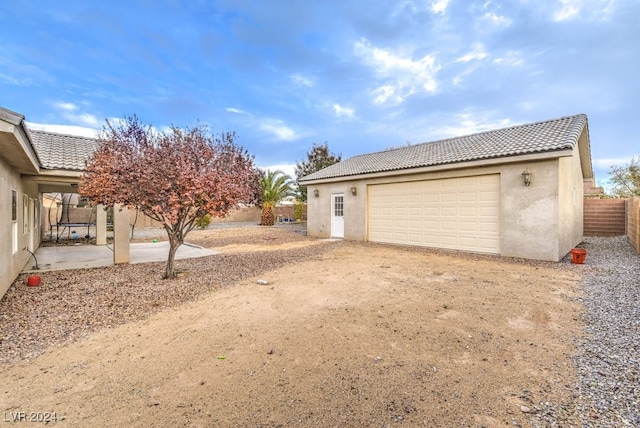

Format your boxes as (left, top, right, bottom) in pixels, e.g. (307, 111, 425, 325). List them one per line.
(0, 106, 100, 298)
(299, 114, 594, 262)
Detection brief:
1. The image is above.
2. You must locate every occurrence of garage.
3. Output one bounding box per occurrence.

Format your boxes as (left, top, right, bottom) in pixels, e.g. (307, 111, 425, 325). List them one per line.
(300, 114, 593, 261)
(368, 174, 500, 253)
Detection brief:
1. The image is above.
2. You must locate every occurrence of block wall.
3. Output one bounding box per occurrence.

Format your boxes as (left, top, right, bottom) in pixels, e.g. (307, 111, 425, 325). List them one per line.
(583, 199, 627, 236)
(628, 197, 640, 253)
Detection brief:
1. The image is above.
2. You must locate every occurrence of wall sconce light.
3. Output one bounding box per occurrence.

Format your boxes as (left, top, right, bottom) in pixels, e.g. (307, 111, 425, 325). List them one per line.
(350, 186, 357, 196)
(522, 169, 532, 186)
(313, 189, 319, 198)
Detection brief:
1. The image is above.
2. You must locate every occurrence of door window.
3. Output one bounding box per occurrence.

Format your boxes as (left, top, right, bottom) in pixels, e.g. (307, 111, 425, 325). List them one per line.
(334, 195, 344, 217)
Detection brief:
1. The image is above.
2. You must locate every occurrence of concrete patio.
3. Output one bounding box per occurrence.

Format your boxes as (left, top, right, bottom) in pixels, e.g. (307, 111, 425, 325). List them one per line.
(22, 242, 218, 273)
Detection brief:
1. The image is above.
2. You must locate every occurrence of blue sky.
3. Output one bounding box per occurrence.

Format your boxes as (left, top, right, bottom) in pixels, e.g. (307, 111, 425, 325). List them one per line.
(1, 0, 638, 188)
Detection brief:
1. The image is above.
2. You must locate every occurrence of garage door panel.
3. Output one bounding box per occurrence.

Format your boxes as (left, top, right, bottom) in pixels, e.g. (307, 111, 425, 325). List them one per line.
(441, 221, 456, 230)
(441, 193, 456, 202)
(441, 207, 457, 216)
(459, 236, 477, 247)
(368, 175, 500, 254)
(408, 207, 422, 216)
(460, 207, 477, 217)
(479, 221, 499, 232)
(408, 220, 422, 229)
(479, 206, 499, 217)
(424, 220, 438, 229)
(460, 221, 477, 231)
(424, 207, 438, 216)
(478, 191, 499, 202)
(440, 235, 457, 245)
(459, 192, 477, 202)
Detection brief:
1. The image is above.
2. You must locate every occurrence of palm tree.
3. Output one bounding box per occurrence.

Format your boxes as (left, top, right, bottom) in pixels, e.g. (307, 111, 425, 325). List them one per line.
(260, 169, 294, 225)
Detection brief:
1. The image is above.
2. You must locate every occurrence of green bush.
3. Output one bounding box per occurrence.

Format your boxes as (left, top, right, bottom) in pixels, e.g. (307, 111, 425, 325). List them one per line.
(293, 200, 304, 221)
(195, 213, 212, 229)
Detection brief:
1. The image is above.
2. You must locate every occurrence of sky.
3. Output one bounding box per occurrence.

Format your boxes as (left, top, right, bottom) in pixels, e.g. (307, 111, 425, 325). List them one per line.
(1, 0, 638, 189)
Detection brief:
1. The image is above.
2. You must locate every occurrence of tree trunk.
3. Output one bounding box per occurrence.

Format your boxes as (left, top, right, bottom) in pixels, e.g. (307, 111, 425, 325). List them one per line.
(261, 203, 275, 226)
(164, 235, 181, 279)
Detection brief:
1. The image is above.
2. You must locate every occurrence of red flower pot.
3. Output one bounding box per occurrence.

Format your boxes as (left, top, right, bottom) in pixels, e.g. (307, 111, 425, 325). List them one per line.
(27, 275, 41, 287)
(570, 248, 587, 264)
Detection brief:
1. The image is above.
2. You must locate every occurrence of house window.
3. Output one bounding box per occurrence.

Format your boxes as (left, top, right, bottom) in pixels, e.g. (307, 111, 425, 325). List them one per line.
(23, 194, 28, 234)
(33, 199, 39, 230)
(11, 190, 17, 221)
(11, 190, 18, 254)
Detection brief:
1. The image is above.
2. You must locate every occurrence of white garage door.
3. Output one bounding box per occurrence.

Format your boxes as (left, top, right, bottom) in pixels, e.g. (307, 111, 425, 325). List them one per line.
(368, 175, 500, 253)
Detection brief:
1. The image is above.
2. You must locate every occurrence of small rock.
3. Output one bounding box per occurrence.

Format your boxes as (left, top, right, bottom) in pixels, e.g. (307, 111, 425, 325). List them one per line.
(520, 405, 531, 413)
(257, 279, 268, 285)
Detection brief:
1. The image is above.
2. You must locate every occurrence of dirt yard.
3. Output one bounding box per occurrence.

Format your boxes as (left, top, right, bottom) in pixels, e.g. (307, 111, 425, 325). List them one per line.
(0, 227, 583, 427)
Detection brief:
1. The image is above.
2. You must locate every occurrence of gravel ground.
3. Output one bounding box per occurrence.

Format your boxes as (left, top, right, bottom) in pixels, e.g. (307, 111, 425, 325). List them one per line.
(1, 227, 330, 368)
(532, 235, 640, 427)
(574, 236, 640, 427)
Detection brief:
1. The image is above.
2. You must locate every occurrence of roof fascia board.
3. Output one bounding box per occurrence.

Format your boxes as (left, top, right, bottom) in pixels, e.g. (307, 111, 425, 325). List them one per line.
(0, 109, 41, 174)
(16, 122, 41, 172)
(577, 124, 594, 180)
(26, 169, 83, 180)
(301, 149, 574, 185)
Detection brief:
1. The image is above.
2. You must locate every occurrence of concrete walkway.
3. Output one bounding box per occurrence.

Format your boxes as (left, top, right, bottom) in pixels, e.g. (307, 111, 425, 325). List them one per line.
(22, 242, 218, 273)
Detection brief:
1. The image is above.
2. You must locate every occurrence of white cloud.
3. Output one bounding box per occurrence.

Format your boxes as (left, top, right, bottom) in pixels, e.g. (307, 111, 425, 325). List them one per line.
(431, 112, 513, 138)
(431, 0, 450, 14)
(552, 0, 616, 22)
(26, 122, 100, 138)
(456, 43, 488, 63)
(259, 119, 298, 141)
(75, 113, 100, 127)
(554, 0, 580, 21)
(481, 12, 512, 27)
(452, 44, 493, 86)
(0, 72, 26, 86)
(53, 101, 100, 127)
(354, 38, 440, 105)
(493, 51, 524, 67)
(332, 103, 355, 118)
(226, 107, 248, 114)
(593, 157, 636, 169)
(290, 73, 314, 88)
(55, 101, 77, 112)
(258, 163, 297, 179)
(371, 85, 401, 105)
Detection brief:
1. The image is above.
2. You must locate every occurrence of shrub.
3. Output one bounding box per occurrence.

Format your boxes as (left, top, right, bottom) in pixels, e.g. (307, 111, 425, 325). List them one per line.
(195, 213, 212, 229)
(293, 200, 304, 221)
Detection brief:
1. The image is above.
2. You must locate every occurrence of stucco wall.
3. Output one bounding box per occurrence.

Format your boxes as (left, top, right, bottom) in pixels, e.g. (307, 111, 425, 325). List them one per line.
(497, 159, 562, 260)
(306, 181, 366, 239)
(557, 146, 585, 255)
(306, 150, 584, 262)
(0, 158, 40, 297)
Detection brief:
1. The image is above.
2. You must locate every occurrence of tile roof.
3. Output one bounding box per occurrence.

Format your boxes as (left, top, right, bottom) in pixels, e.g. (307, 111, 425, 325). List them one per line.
(28, 129, 101, 171)
(300, 114, 588, 182)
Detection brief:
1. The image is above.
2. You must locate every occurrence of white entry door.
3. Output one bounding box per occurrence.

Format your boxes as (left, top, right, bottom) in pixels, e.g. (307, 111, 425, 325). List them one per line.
(331, 193, 345, 238)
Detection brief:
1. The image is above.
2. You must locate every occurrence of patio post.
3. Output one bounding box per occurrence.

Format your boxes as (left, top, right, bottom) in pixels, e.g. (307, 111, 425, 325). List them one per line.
(112, 203, 130, 264)
(96, 204, 107, 246)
